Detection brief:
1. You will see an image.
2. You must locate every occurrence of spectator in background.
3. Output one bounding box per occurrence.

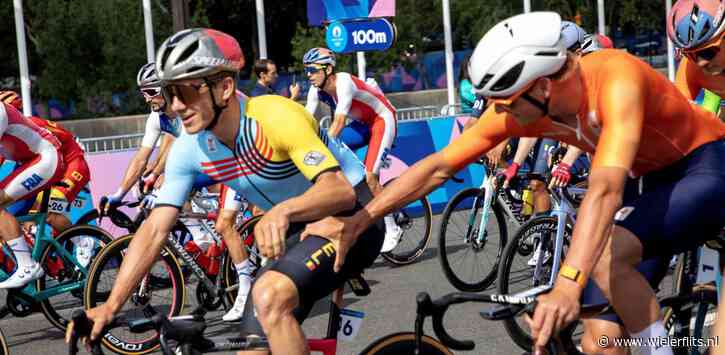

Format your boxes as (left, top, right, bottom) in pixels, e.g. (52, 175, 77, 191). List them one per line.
(458, 55, 476, 114)
(249, 58, 300, 100)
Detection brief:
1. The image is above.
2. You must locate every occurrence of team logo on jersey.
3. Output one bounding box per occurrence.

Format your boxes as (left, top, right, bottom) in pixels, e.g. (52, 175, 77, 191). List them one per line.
(206, 136, 217, 152)
(21, 174, 44, 191)
(303, 151, 326, 166)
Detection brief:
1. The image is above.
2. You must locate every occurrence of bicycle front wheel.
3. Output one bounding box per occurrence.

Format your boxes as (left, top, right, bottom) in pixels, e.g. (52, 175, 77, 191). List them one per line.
(380, 181, 433, 265)
(36, 225, 113, 331)
(438, 187, 507, 291)
(360, 332, 453, 355)
(497, 216, 572, 351)
(84, 234, 186, 355)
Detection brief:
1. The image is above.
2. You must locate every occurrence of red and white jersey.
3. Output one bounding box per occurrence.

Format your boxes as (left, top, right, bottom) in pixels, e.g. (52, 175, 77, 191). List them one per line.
(0, 103, 61, 163)
(306, 72, 396, 125)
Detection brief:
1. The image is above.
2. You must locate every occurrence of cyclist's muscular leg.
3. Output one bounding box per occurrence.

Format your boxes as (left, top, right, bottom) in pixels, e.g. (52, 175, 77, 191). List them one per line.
(589, 226, 661, 333)
(366, 173, 383, 196)
(215, 209, 249, 263)
(251, 270, 307, 355)
(529, 180, 551, 213)
(581, 319, 629, 355)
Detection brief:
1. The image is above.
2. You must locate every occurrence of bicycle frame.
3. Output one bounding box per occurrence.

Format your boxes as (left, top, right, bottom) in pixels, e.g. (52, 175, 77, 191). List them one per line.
(529, 187, 579, 288)
(0, 192, 89, 301)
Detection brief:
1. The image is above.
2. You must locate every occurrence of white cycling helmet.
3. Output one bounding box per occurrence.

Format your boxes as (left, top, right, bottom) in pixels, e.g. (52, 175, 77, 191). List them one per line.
(468, 12, 568, 98)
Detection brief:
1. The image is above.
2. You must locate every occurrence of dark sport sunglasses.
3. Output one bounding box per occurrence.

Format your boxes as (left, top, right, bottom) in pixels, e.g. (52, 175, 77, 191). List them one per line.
(683, 35, 724, 62)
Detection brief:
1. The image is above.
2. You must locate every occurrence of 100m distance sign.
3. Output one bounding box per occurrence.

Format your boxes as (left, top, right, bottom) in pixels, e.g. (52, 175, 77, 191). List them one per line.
(326, 18, 397, 54)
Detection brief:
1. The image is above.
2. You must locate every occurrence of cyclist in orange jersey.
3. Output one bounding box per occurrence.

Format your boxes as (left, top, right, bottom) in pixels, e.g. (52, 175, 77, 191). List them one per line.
(302, 12, 725, 355)
(668, 0, 725, 99)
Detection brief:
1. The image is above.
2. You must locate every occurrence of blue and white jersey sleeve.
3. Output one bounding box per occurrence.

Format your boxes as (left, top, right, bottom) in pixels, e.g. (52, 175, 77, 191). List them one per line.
(305, 86, 320, 115)
(140, 112, 163, 148)
(154, 134, 198, 208)
(334, 74, 355, 116)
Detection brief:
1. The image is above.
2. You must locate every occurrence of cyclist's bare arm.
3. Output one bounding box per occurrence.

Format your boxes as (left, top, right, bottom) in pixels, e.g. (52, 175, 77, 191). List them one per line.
(148, 135, 174, 176)
(512, 137, 538, 165)
(359, 110, 511, 224)
(560, 145, 584, 166)
(102, 206, 179, 313)
(117, 146, 154, 196)
(559, 82, 643, 287)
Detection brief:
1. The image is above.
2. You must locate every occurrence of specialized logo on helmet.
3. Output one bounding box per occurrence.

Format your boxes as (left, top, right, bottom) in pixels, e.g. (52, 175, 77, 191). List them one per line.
(189, 56, 241, 70)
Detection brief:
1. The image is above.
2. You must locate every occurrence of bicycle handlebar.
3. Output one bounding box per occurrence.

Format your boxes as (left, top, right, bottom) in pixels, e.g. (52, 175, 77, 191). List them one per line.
(417, 289, 545, 351)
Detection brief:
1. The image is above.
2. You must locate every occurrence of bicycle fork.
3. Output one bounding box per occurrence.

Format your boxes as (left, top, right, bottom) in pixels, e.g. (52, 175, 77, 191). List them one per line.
(468, 174, 497, 246)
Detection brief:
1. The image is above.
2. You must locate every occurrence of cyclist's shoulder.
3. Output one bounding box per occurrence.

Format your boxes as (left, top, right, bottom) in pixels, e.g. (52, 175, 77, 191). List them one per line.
(247, 95, 318, 137)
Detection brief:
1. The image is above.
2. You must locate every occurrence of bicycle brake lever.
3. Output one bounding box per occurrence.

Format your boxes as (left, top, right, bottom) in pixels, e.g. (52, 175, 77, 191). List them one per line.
(69, 309, 105, 355)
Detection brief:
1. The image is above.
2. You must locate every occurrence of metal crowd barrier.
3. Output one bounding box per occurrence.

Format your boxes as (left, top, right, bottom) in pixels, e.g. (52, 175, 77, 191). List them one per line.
(80, 104, 468, 153)
(79, 133, 145, 154)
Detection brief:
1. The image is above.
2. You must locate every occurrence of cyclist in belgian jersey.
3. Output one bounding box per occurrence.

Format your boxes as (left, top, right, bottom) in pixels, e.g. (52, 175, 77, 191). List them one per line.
(0, 102, 65, 288)
(303, 12, 725, 355)
(303, 47, 402, 252)
(70, 29, 382, 355)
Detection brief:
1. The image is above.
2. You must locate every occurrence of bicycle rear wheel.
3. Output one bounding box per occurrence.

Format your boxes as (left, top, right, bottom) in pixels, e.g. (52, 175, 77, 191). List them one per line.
(84, 234, 185, 354)
(438, 187, 507, 291)
(359, 332, 453, 355)
(36, 225, 113, 331)
(497, 216, 572, 351)
(380, 179, 433, 266)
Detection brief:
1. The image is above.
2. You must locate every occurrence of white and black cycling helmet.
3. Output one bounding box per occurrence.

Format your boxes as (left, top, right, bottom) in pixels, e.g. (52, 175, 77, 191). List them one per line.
(468, 12, 568, 98)
(302, 47, 336, 66)
(137, 62, 161, 88)
(156, 28, 244, 82)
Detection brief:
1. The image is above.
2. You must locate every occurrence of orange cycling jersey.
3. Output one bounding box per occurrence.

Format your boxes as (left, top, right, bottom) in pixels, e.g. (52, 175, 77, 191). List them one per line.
(443, 49, 725, 177)
(674, 56, 725, 99)
(27, 116, 84, 163)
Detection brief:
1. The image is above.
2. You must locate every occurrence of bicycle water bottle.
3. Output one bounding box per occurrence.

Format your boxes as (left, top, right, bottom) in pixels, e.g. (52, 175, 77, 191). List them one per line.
(184, 240, 211, 272)
(205, 243, 223, 276)
(522, 188, 534, 216)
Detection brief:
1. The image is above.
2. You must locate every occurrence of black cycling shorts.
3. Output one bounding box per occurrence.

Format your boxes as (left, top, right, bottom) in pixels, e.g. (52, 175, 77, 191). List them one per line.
(582, 139, 725, 323)
(240, 182, 384, 336)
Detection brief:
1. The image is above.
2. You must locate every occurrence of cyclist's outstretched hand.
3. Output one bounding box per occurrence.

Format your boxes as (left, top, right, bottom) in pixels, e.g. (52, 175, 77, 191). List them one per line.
(529, 285, 580, 354)
(254, 205, 291, 260)
(301, 214, 366, 273)
(65, 304, 115, 350)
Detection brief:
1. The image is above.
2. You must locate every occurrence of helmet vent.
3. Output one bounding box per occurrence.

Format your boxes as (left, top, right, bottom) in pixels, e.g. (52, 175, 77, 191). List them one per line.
(476, 74, 494, 90)
(178, 42, 199, 63)
(491, 61, 525, 92)
(535, 51, 560, 57)
(699, 22, 712, 40)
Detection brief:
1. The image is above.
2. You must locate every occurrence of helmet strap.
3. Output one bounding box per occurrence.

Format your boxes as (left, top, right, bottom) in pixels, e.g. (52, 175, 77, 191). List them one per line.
(521, 93, 550, 117)
(205, 77, 229, 131)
